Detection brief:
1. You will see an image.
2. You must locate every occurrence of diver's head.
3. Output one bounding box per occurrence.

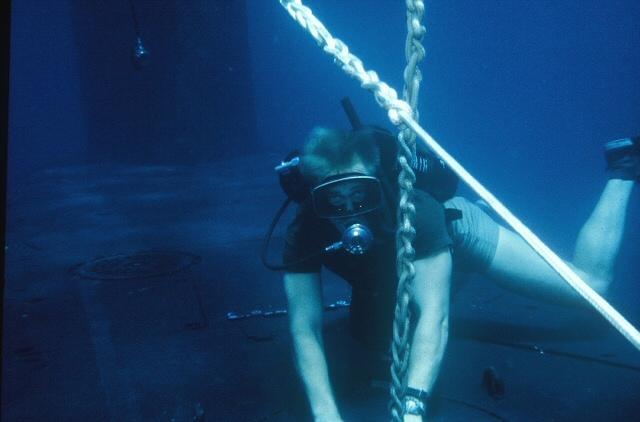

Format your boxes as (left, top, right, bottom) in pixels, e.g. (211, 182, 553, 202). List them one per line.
(299, 127, 390, 248)
(299, 127, 381, 186)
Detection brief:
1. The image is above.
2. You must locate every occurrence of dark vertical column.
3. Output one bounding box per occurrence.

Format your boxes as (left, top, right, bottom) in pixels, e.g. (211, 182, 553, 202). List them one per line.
(8, 0, 88, 181)
(0, 0, 10, 394)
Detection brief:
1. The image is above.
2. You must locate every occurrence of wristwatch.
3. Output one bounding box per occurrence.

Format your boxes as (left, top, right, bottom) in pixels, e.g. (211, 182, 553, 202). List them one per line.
(403, 388, 429, 416)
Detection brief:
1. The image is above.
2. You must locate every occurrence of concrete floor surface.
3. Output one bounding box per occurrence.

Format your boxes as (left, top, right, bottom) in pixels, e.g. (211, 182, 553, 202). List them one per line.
(3, 161, 640, 421)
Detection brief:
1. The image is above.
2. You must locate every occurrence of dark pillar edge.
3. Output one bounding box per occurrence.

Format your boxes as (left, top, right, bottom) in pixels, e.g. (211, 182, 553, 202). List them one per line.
(0, 0, 11, 409)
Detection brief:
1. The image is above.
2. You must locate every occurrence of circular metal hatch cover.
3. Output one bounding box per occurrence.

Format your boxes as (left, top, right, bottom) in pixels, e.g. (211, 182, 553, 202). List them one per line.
(72, 251, 200, 280)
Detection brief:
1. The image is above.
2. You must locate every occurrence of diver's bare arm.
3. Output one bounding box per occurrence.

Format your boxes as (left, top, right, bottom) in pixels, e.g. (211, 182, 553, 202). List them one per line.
(284, 272, 342, 421)
(405, 249, 452, 394)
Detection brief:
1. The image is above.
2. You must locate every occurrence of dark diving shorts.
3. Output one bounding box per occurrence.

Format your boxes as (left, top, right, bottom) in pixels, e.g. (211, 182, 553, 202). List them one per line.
(443, 196, 500, 273)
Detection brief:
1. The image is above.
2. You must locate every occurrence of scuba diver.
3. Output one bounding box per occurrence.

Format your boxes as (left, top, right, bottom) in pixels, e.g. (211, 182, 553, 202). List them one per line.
(263, 107, 638, 421)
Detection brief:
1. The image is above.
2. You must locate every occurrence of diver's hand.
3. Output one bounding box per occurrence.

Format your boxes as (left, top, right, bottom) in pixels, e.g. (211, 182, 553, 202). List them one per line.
(313, 405, 344, 422)
(314, 413, 344, 422)
(404, 414, 423, 422)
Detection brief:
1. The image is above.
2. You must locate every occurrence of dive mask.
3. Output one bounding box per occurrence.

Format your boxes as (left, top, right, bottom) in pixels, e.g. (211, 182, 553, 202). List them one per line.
(311, 173, 383, 219)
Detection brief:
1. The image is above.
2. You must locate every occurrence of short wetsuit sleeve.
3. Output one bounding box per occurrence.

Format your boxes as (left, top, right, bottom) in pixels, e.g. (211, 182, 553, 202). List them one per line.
(412, 190, 453, 260)
(282, 204, 323, 273)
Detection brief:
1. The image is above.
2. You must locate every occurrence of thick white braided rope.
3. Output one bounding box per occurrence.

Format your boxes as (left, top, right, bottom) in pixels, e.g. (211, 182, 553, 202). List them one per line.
(402, 0, 426, 119)
(277, 0, 640, 351)
(279, 0, 412, 124)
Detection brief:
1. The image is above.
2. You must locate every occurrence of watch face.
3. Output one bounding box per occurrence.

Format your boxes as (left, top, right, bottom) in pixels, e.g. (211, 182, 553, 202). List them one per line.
(404, 397, 425, 415)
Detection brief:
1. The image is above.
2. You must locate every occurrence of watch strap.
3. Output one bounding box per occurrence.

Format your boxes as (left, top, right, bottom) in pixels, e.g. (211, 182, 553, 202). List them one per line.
(406, 387, 429, 403)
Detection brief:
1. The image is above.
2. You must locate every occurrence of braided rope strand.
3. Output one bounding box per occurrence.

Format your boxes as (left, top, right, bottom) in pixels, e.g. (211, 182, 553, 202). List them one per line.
(403, 0, 426, 118)
(389, 144, 418, 421)
(389, 2, 426, 420)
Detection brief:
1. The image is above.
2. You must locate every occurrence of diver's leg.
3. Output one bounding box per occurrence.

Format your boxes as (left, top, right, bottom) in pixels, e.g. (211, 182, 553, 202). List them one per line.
(487, 226, 579, 303)
(488, 226, 597, 304)
(486, 179, 634, 304)
(571, 179, 634, 285)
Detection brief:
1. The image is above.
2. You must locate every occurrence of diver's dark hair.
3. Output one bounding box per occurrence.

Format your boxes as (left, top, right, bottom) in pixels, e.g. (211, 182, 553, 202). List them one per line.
(300, 126, 381, 186)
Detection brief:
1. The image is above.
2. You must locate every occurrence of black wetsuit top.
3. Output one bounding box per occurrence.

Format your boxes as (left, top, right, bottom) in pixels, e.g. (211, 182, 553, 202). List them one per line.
(283, 189, 452, 349)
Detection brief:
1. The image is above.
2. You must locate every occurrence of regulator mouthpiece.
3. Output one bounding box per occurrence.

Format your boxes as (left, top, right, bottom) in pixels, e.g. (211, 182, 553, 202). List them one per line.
(325, 223, 374, 255)
(342, 223, 373, 255)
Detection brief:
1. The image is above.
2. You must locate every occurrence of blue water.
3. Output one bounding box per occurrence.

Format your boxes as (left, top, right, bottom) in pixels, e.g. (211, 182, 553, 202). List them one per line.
(6, 1, 640, 421)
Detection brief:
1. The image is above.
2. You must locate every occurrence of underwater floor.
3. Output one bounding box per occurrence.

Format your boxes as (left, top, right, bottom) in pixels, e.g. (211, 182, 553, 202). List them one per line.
(3, 158, 640, 421)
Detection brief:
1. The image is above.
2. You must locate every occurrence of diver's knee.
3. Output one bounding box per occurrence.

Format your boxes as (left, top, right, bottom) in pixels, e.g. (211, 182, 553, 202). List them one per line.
(580, 273, 612, 297)
(592, 278, 612, 296)
(568, 264, 612, 296)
